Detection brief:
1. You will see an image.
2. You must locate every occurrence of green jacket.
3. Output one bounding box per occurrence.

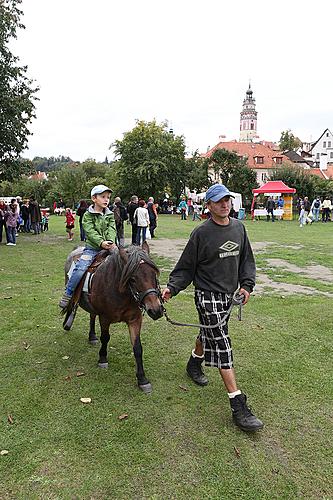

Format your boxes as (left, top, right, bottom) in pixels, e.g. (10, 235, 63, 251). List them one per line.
(82, 206, 116, 250)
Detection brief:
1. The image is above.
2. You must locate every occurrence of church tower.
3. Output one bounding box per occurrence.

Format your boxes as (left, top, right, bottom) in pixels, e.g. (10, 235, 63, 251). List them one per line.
(239, 84, 258, 142)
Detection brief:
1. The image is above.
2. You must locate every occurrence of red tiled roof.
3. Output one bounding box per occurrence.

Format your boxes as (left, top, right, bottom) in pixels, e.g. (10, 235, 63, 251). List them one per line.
(202, 141, 292, 169)
(305, 166, 333, 179)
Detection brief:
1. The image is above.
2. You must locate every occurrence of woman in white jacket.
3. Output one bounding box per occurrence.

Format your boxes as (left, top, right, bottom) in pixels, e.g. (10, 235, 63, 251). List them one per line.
(134, 199, 150, 245)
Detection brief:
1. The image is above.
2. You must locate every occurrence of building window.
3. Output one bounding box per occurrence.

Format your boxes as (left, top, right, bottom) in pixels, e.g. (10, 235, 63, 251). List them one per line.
(274, 157, 282, 164)
(326, 133, 329, 137)
(316, 153, 320, 159)
(328, 141, 331, 148)
(255, 156, 264, 164)
(261, 173, 267, 182)
(323, 141, 326, 148)
(330, 152, 333, 158)
(250, 122, 254, 130)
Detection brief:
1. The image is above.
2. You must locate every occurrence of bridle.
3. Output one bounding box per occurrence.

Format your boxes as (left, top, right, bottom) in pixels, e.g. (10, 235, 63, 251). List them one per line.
(128, 262, 162, 312)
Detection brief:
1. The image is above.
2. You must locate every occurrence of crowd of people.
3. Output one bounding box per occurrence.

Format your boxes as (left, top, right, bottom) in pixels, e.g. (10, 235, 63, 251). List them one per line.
(0, 196, 48, 246)
(297, 195, 333, 227)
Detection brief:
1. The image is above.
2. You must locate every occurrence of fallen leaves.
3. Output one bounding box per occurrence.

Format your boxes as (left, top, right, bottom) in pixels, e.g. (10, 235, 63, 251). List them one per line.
(118, 413, 128, 421)
(0, 450, 9, 456)
(80, 398, 92, 404)
(7, 415, 14, 425)
(179, 385, 188, 392)
(76, 371, 85, 377)
(64, 375, 71, 382)
(23, 342, 30, 350)
(3, 296, 12, 300)
(62, 355, 69, 360)
(234, 446, 241, 458)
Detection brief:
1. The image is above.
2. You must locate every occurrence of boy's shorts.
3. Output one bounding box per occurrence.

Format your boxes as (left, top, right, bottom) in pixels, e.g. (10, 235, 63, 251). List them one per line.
(66, 225, 74, 232)
(195, 289, 234, 369)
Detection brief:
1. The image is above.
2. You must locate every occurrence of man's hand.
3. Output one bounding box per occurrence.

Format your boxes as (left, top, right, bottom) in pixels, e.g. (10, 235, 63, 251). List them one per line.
(238, 288, 250, 305)
(101, 241, 117, 250)
(162, 287, 172, 302)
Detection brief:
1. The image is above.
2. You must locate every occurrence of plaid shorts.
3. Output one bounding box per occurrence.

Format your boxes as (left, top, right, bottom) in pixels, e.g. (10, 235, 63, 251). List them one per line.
(195, 289, 234, 369)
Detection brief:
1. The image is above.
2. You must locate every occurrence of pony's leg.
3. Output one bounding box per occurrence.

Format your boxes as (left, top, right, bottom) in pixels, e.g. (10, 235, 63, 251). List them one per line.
(98, 316, 110, 369)
(128, 318, 152, 393)
(88, 314, 98, 345)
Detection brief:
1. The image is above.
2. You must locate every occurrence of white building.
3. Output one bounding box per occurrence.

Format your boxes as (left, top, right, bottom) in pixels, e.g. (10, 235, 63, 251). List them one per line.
(307, 128, 333, 168)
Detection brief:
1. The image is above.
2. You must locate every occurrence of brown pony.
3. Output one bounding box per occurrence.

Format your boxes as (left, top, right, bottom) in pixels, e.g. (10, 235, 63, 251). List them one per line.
(63, 242, 164, 393)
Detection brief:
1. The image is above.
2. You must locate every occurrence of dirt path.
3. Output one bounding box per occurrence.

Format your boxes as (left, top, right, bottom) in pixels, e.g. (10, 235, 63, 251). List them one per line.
(148, 238, 333, 297)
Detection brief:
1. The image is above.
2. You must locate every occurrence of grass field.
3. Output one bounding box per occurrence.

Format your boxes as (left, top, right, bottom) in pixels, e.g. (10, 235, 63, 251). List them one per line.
(1, 215, 333, 499)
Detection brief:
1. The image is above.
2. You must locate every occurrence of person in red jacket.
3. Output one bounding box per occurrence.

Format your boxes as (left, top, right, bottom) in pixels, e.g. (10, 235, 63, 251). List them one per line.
(65, 208, 75, 241)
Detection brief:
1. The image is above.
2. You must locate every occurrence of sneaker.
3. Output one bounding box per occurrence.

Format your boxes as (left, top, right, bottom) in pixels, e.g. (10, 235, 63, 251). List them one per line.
(186, 354, 208, 386)
(230, 393, 264, 432)
(59, 293, 72, 309)
(6, 243, 16, 246)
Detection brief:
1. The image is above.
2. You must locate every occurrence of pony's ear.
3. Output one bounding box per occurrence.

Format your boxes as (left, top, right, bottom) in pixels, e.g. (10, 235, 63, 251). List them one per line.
(119, 246, 128, 263)
(142, 241, 150, 254)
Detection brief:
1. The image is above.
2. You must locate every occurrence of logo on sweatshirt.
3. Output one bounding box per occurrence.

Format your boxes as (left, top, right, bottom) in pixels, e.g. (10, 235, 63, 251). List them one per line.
(219, 240, 239, 258)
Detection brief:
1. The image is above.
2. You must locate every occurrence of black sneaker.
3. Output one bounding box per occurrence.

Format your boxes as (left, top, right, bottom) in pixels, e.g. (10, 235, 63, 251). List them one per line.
(230, 393, 264, 432)
(186, 355, 208, 386)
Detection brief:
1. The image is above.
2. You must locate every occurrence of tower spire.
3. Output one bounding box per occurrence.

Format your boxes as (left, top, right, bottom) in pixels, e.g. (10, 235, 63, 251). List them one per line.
(239, 83, 258, 142)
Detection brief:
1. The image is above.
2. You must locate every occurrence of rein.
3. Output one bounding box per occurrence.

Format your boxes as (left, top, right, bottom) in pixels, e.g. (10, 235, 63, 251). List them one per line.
(161, 292, 244, 329)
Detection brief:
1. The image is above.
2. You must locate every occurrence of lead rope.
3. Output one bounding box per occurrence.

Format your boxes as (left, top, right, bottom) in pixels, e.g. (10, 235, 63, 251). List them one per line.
(161, 292, 244, 329)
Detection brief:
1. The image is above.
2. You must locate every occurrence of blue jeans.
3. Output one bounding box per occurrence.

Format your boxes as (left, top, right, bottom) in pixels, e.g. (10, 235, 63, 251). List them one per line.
(136, 226, 147, 245)
(65, 247, 99, 296)
(312, 208, 320, 222)
(7, 226, 16, 244)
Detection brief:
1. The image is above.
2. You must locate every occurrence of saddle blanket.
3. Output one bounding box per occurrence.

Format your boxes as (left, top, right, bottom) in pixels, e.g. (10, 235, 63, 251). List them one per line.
(67, 261, 93, 293)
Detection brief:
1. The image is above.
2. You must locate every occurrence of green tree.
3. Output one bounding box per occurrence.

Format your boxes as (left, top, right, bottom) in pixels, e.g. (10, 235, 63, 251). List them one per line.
(0, 0, 39, 181)
(184, 151, 210, 194)
(269, 164, 319, 199)
(279, 130, 302, 151)
(113, 120, 186, 201)
(54, 165, 88, 208)
(209, 149, 258, 202)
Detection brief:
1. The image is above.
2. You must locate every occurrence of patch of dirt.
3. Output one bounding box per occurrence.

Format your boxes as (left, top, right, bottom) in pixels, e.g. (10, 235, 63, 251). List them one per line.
(147, 238, 333, 297)
(266, 259, 333, 283)
(255, 273, 333, 298)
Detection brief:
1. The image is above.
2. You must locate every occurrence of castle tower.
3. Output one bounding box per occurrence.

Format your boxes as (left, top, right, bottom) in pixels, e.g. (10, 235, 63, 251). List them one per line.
(239, 84, 258, 142)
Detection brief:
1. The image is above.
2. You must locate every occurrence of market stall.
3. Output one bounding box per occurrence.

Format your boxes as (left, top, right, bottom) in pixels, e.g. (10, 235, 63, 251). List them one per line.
(251, 181, 296, 220)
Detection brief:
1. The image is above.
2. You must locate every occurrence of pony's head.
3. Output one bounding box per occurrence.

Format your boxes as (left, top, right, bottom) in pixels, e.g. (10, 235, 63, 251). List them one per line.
(119, 244, 163, 320)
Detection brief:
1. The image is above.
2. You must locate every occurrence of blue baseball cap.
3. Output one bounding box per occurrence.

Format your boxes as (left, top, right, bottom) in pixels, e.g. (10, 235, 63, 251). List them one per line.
(91, 184, 113, 197)
(205, 184, 234, 202)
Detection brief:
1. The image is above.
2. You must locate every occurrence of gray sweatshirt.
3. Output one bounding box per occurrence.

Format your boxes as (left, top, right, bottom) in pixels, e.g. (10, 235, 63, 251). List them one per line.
(167, 218, 255, 296)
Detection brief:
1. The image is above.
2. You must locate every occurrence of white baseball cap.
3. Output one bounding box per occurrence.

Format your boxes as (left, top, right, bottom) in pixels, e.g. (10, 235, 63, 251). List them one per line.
(91, 184, 113, 197)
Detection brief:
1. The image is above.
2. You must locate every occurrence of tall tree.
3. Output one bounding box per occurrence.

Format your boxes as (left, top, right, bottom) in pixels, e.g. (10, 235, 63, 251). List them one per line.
(269, 164, 319, 199)
(112, 120, 186, 201)
(0, 0, 39, 182)
(185, 151, 210, 193)
(279, 130, 302, 151)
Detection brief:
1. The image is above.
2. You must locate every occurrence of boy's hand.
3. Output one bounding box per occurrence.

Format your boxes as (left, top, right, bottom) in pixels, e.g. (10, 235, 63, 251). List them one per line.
(101, 241, 117, 250)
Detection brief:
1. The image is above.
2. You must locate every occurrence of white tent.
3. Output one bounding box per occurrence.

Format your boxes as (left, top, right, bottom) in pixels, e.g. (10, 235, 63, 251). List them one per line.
(196, 191, 243, 213)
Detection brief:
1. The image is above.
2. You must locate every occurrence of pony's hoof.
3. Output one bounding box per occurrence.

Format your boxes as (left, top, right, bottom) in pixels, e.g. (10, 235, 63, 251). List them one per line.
(98, 362, 108, 369)
(139, 383, 152, 394)
(89, 338, 98, 346)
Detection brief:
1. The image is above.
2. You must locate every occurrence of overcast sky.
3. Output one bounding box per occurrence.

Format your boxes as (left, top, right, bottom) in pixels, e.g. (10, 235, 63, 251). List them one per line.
(14, 0, 333, 162)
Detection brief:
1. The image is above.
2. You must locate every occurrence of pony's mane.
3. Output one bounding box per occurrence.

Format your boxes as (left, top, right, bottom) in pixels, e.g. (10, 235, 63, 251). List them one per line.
(101, 245, 159, 292)
(119, 245, 159, 292)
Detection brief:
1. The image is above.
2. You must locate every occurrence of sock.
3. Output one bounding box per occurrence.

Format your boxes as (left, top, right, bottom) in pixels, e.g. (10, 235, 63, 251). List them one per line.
(191, 348, 204, 359)
(228, 390, 242, 399)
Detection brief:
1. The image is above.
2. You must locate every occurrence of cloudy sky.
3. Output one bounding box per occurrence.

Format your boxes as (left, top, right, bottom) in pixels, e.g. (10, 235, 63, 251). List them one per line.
(14, 0, 333, 162)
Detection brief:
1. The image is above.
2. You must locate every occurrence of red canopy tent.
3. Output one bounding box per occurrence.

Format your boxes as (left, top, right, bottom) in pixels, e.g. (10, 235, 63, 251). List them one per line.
(251, 181, 296, 220)
(252, 180, 296, 195)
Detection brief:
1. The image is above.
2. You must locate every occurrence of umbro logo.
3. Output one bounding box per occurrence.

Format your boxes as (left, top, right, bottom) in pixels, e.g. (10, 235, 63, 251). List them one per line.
(219, 240, 239, 258)
(219, 241, 239, 252)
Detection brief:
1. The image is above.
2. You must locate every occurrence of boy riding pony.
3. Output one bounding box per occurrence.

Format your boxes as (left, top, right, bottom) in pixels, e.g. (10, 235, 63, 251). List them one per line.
(59, 185, 116, 309)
